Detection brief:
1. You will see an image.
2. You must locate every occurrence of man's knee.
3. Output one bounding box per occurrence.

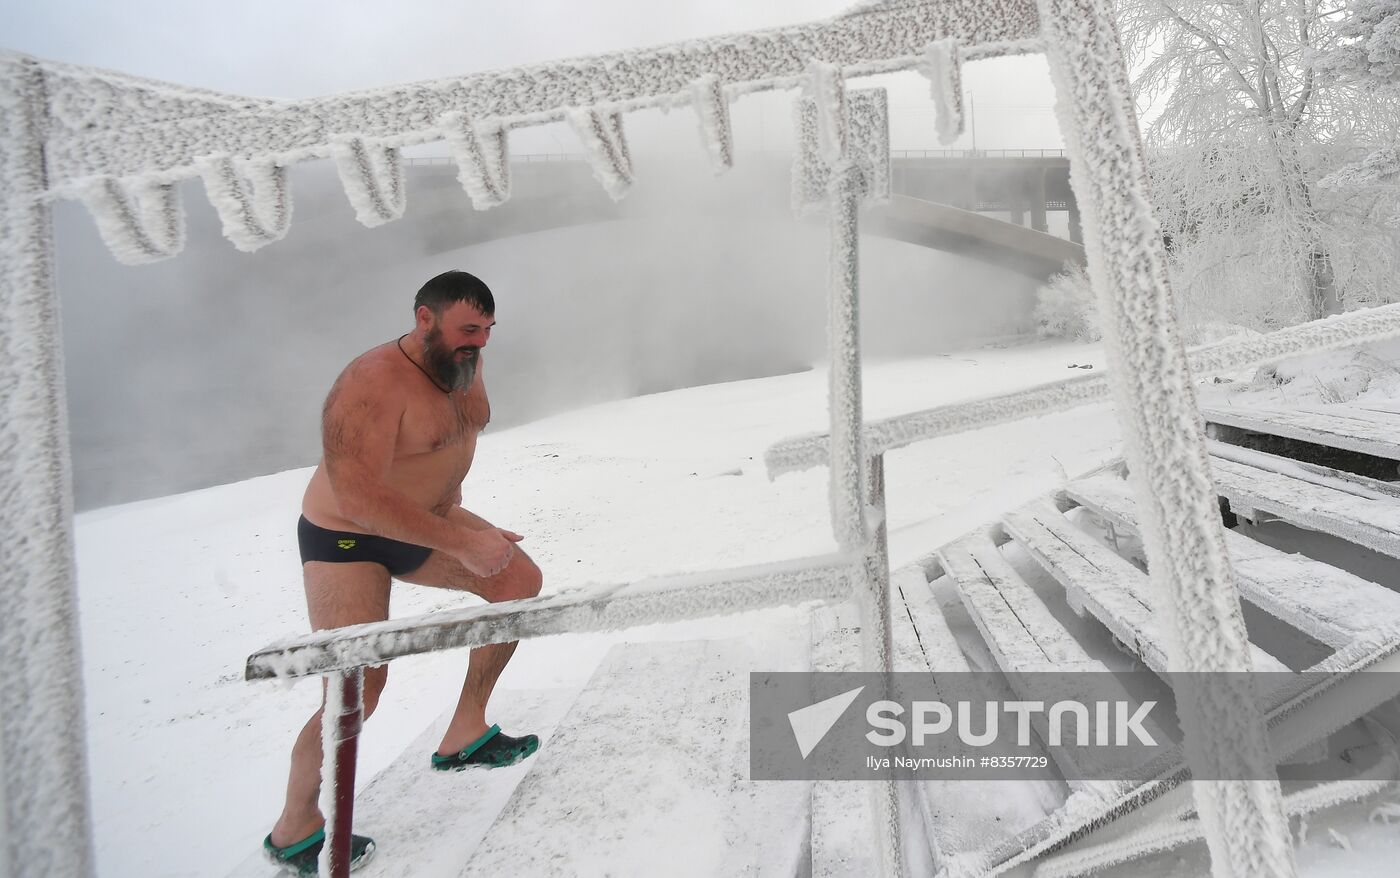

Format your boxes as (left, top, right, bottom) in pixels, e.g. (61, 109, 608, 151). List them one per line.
(497, 552, 542, 602)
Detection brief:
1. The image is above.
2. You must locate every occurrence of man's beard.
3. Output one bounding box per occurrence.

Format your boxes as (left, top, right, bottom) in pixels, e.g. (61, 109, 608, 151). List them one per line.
(423, 326, 479, 391)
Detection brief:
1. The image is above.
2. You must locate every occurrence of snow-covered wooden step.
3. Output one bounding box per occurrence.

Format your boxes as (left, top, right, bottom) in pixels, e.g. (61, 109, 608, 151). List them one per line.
(1202, 403, 1400, 461)
(1068, 474, 1400, 650)
(892, 566, 972, 673)
(936, 534, 1100, 673)
(460, 639, 806, 878)
(1208, 439, 1400, 502)
(1209, 455, 1400, 559)
(1002, 501, 1289, 673)
(809, 603, 880, 878)
(936, 535, 1154, 790)
(890, 567, 1063, 873)
(807, 592, 938, 877)
(226, 687, 576, 878)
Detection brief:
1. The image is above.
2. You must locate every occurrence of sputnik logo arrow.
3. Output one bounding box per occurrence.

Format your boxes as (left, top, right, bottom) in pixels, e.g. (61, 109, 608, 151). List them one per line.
(788, 686, 864, 759)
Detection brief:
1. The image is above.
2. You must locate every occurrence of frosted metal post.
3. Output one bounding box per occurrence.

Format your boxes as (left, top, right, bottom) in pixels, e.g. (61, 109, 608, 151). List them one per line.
(319, 669, 364, 878)
(864, 454, 904, 878)
(0, 53, 96, 878)
(1037, 0, 1295, 875)
(827, 161, 870, 555)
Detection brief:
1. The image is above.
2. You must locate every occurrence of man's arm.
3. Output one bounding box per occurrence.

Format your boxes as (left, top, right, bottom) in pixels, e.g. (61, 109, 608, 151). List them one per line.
(321, 359, 517, 576)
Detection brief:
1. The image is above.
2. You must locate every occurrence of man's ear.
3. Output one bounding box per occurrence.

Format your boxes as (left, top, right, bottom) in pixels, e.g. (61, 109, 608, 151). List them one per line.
(414, 304, 436, 331)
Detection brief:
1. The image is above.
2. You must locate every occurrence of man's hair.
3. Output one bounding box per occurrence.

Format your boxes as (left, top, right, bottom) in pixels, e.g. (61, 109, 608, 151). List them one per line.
(414, 270, 495, 316)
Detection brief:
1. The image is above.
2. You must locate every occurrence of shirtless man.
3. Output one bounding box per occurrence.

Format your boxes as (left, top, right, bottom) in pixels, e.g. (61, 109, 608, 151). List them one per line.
(263, 270, 542, 875)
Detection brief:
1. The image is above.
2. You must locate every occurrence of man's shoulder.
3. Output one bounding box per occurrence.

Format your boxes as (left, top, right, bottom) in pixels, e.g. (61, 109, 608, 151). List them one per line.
(330, 343, 412, 400)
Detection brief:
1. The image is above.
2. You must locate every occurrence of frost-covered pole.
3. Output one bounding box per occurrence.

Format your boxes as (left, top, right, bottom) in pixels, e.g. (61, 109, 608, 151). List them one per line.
(0, 53, 96, 878)
(807, 61, 903, 878)
(864, 453, 905, 877)
(1036, 1, 1295, 876)
(317, 670, 364, 878)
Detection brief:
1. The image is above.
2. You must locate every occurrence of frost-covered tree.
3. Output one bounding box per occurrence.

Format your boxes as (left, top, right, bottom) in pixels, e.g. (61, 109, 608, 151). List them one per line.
(1316, 0, 1400, 85)
(1312, 3, 1400, 193)
(1116, 0, 1400, 327)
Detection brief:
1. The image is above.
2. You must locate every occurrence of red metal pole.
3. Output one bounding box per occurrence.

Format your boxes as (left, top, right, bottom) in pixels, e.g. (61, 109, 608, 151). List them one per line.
(323, 669, 363, 878)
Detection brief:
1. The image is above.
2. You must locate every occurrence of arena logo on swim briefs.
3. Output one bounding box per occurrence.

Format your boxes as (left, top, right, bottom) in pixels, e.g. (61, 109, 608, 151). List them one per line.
(749, 671, 1400, 781)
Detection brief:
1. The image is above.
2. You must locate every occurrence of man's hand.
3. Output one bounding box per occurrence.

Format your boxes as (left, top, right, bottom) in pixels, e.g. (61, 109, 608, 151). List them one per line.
(454, 527, 525, 578)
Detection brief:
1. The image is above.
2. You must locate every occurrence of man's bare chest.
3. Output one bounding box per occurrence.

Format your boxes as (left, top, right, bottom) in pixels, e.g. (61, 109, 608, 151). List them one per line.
(397, 390, 490, 454)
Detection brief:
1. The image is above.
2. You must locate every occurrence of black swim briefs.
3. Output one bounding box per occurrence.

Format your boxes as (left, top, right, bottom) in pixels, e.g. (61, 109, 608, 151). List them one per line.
(297, 516, 433, 577)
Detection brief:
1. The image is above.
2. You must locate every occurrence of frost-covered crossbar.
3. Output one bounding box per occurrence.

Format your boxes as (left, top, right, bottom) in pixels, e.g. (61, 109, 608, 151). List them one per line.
(7, 1, 1046, 266)
(245, 555, 856, 680)
(765, 301, 1400, 477)
(35, 1, 1038, 186)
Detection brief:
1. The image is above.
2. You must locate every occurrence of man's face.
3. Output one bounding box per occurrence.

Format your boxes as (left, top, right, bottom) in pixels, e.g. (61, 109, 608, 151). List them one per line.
(422, 301, 494, 391)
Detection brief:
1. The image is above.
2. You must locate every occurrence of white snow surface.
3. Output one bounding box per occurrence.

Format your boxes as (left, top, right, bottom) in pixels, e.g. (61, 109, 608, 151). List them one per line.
(72, 339, 1400, 877)
(77, 342, 1132, 877)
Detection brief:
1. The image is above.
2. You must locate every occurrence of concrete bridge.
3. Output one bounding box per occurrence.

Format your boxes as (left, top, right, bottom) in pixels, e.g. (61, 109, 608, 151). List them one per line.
(403, 151, 1085, 281)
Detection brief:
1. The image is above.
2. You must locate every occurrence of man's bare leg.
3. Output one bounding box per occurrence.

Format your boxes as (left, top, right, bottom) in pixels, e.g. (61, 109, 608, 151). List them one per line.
(269, 561, 390, 848)
(396, 507, 543, 755)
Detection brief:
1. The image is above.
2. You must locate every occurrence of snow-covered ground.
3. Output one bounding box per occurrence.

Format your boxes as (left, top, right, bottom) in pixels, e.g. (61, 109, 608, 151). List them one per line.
(74, 338, 1400, 876)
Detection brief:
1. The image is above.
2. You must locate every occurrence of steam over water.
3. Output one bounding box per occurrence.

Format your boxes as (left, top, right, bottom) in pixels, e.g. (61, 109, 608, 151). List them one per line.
(58, 158, 1039, 510)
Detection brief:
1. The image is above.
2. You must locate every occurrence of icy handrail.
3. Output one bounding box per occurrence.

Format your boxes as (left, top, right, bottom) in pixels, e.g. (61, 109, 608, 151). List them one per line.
(765, 302, 1400, 478)
(245, 553, 856, 680)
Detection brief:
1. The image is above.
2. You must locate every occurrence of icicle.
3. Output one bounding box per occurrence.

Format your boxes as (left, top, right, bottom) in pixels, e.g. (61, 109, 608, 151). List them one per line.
(690, 74, 733, 174)
(919, 39, 964, 146)
(76, 175, 186, 264)
(196, 155, 291, 252)
(791, 97, 826, 216)
(567, 108, 633, 200)
(848, 89, 891, 203)
(806, 61, 848, 163)
(330, 135, 406, 227)
(439, 112, 511, 210)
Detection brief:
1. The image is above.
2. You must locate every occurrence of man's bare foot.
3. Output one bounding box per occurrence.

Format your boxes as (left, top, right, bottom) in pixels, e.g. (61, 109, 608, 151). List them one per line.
(270, 815, 325, 849)
(436, 720, 491, 757)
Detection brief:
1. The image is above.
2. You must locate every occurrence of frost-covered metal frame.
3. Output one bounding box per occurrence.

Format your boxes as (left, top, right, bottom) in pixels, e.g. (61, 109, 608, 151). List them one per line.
(0, 4, 1041, 876)
(9, 0, 1388, 874)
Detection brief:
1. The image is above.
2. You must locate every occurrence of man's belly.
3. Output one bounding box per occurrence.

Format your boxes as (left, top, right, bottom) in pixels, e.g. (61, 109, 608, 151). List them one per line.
(302, 444, 476, 532)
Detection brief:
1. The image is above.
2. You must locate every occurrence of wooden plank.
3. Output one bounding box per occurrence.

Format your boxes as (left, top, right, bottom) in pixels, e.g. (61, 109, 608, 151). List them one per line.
(892, 566, 972, 673)
(937, 534, 1097, 672)
(1207, 439, 1400, 502)
(1068, 475, 1400, 649)
(1352, 399, 1400, 417)
(1209, 455, 1400, 560)
(1202, 404, 1400, 462)
(462, 640, 807, 877)
(808, 607, 880, 878)
(1003, 501, 1289, 673)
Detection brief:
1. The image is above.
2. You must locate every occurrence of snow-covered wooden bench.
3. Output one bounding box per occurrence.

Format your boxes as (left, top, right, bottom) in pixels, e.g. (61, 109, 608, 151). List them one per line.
(904, 463, 1400, 875)
(1002, 500, 1290, 673)
(1067, 473, 1400, 650)
(1207, 454, 1400, 560)
(1202, 403, 1400, 462)
(935, 533, 1164, 789)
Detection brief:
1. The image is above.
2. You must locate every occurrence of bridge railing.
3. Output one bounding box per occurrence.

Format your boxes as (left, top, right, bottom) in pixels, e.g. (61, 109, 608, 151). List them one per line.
(401, 150, 1068, 167)
(891, 148, 1066, 159)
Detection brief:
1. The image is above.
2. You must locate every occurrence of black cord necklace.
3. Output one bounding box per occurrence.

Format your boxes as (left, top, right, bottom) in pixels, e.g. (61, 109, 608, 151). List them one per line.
(397, 334, 452, 394)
